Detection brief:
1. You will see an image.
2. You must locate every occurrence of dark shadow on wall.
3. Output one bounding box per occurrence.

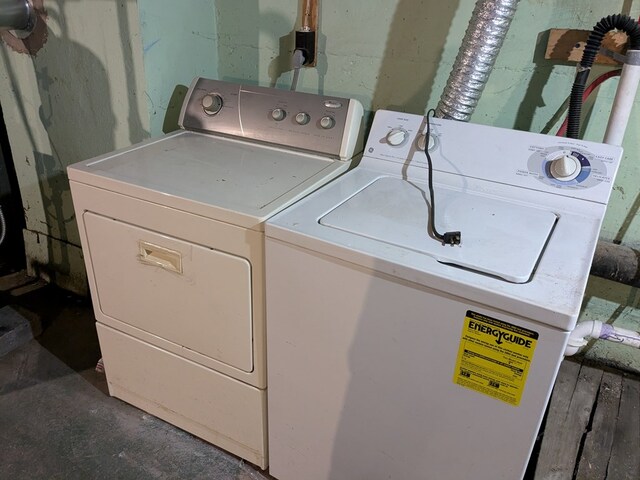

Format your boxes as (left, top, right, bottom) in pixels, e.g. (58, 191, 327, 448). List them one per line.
(162, 85, 189, 134)
(314, 27, 328, 95)
(614, 192, 640, 245)
(215, 1, 261, 84)
(513, 30, 555, 133)
(115, 0, 150, 146)
(268, 29, 295, 88)
(371, 0, 460, 115)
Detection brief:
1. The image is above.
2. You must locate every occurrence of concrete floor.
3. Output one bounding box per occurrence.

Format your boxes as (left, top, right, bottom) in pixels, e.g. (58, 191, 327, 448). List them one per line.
(0, 272, 270, 480)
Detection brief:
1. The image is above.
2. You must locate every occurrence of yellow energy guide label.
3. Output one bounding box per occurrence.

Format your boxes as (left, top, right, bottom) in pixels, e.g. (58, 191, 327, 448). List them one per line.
(453, 310, 538, 406)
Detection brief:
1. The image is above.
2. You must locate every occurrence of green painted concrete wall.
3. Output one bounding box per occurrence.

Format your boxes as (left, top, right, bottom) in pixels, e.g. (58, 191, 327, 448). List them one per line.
(138, 0, 218, 137)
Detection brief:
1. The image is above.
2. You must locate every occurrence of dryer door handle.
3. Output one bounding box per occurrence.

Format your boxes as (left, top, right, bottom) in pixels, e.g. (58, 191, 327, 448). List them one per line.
(138, 241, 183, 274)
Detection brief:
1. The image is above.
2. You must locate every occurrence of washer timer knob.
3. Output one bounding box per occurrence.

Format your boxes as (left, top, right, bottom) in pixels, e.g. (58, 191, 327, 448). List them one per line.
(271, 108, 287, 121)
(416, 133, 436, 151)
(386, 128, 408, 147)
(202, 93, 223, 116)
(549, 154, 581, 181)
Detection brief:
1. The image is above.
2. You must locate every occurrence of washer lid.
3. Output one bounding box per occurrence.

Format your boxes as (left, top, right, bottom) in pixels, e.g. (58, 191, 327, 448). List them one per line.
(319, 177, 557, 283)
(72, 132, 346, 228)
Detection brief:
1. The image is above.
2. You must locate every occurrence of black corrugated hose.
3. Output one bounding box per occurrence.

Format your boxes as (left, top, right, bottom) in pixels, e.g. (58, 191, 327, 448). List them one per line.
(566, 14, 640, 139)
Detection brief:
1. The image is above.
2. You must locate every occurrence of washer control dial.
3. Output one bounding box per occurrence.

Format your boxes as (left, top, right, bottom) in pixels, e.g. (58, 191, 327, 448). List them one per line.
(271, 108, 287, 121)
(549, 154, 581, 180)
(202, 93, 223, 116)
(295, 112, 311, 125)
(386, 128, 408, 147)
(530, 148, 595, 187)
(320, 116, 335, 129)
(416, 133, 436, 151)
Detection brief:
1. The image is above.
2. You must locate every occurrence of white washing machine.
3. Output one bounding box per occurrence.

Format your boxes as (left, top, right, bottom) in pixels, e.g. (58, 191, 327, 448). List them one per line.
(265, 109, 623, 479)
(67, 77, 363, 468)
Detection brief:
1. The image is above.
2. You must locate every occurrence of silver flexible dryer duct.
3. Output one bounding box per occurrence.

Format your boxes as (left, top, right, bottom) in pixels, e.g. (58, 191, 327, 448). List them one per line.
(435, 0, 520, 121)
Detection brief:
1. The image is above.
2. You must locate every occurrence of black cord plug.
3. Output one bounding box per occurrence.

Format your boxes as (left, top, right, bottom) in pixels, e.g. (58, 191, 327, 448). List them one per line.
(442, 231, 461, 246)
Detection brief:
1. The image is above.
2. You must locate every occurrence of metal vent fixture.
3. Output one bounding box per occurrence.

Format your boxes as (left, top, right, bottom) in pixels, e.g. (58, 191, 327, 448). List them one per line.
(0, 0, 36, 38)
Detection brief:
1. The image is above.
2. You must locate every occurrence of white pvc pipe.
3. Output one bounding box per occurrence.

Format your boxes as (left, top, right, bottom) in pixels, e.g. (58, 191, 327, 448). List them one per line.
(603, 56, 640, 146)
(599, 323, 640, 349)
(565, 320, 603, 356)
(565, 320, 640, 356)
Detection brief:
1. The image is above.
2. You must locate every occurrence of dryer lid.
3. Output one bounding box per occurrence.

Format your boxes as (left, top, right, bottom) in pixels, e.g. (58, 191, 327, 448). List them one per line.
(319, 176, 558, 283)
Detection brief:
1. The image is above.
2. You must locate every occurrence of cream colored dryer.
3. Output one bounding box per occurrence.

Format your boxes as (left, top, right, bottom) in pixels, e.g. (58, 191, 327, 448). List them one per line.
(68, 77, 363, 468)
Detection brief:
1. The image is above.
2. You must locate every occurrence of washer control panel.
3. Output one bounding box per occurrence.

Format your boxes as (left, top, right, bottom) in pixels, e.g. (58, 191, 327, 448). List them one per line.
(179, 77, 364, 160)
(364, 110, 623, 204)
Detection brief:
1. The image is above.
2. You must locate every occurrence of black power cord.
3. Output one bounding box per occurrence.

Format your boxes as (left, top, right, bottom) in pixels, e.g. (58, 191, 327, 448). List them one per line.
(424, 109, 461, 246)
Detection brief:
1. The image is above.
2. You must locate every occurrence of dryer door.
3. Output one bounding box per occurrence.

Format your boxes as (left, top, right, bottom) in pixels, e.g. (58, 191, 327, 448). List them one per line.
(84, 212, 254, 372)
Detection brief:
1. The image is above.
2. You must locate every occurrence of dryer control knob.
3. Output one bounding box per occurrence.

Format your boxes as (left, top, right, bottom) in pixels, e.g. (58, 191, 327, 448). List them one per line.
(271, 108, 287, 121)
(549, 154, 580, 180)
(202, 93, 223, 116)
(295, 112, 311, 125)
(386, 128, 408, 147)
(320, 116, 335, 129)
(416, 133, 436, 151)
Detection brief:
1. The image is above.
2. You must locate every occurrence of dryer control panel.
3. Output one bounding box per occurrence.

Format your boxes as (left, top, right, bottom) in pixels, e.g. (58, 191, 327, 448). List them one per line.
(179, 77, 364, 161)
(364, 110, 624, 205)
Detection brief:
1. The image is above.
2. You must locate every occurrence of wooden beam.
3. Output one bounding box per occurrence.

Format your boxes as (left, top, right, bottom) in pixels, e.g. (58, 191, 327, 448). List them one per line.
(575, 371, 622, 480)
(545, 29, 628, 65)
(606, 376, 640, 479)
(534, 361, 603, 480)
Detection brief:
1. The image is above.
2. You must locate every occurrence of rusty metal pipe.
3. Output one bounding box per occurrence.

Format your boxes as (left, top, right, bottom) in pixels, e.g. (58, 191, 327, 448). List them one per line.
(590, 240, 640, 287)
